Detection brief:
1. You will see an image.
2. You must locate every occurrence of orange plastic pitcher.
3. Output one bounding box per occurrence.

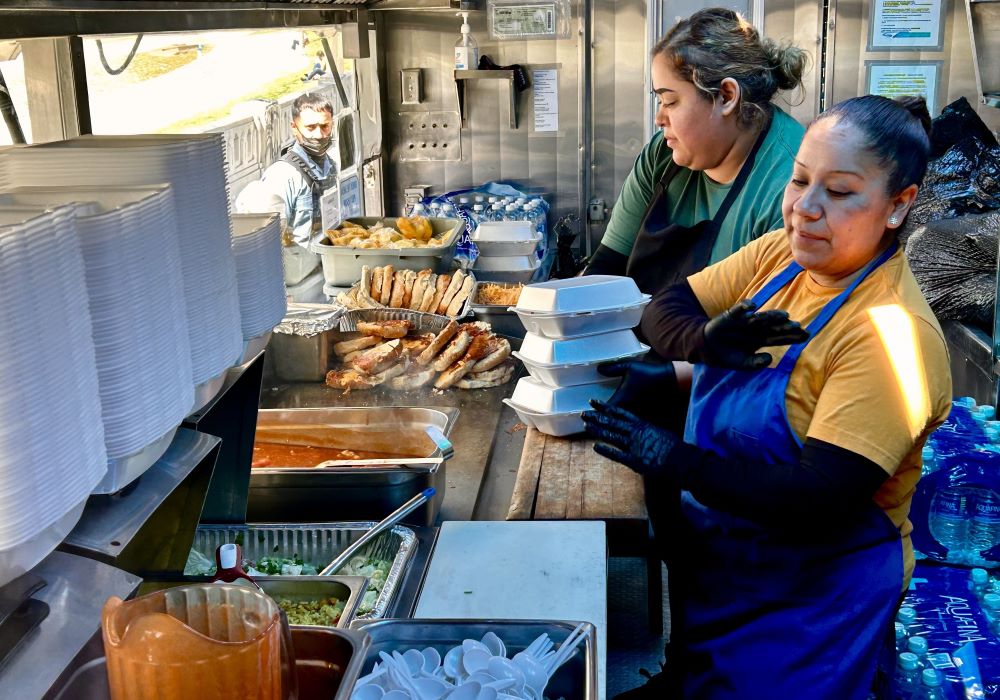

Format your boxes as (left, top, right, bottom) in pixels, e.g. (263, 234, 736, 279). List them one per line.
(102, 583, 296, 700)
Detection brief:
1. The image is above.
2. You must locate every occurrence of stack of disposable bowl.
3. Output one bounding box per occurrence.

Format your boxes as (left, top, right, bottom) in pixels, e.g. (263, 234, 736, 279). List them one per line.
(0, 184, 195, 494)
(0, 134, 244, 412)
(0, 206, 108, 588)
(231, 213, 288, 364)
(471, 221, 543, 283)
(503, 276, 651, 436)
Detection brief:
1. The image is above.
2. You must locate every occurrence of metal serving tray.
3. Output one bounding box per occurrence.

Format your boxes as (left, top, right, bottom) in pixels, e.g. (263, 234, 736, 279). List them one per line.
(44, 625, 369, 700)
(339, 307, 454, 333)
(248, 406, 459, 525)
(188, 523, 417, 620)
(137, 575, 368, 629)
(349, 619, 599, 700)
(471, 280, 526, 339)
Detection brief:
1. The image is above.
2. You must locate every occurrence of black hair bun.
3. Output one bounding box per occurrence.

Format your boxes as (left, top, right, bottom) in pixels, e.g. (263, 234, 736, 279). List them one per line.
(895, 96, 932, 138)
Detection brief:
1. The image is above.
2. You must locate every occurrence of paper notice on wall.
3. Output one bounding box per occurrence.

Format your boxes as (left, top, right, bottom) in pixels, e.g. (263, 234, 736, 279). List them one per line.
(866, 62, 940, 115)
(870, 0, 944, 50)
(533, 69, 559, 132)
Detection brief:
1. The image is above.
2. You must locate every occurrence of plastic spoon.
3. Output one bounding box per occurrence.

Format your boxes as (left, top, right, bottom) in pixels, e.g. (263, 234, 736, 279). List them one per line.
(321, 488, 436, 575)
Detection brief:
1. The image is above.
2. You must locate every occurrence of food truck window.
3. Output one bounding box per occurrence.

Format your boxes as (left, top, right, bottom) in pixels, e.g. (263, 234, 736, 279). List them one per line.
(0, 45, 29, 145)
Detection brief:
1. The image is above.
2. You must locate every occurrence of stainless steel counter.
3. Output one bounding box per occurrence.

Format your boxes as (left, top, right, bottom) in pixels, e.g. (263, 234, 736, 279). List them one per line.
(259, 379, 520, 522)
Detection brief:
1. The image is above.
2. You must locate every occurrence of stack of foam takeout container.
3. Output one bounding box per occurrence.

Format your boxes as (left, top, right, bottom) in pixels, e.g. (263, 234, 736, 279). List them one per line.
(0, 186, 196, 494)
(471, 221, 542, 283)
(0, 206, 108, 588)
(231, 213, 288, 363)
(503, 276, 651, 436)
(1, 134, 244, 411)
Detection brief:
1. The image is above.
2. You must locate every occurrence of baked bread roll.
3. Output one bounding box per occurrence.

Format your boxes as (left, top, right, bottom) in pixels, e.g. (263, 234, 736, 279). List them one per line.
(416, 320, 459, 366)
(388, 367, 436, 390)
(471, 336, 511, 371)
(356, 320, 414, 339)
(401, 270, 417, 308)
(409, 276, 429, 311)
(351, 339, 402, 374)
(333, 335, 380, 356)
(389, 271, 407, 307)
(446, 276, 475, 317)
(379, 265, 394, 305)
(456, 361, 516, 389)
(418, 274, 439, 312)
(432, 330, 472, 371)
(437, 270, 467, 314)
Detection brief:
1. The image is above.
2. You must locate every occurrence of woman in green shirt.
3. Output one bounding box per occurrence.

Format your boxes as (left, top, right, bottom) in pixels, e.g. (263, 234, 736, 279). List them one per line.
(585, 8, 808, 297)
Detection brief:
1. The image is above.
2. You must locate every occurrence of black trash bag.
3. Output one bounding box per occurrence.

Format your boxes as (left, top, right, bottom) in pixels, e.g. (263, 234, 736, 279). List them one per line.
(930, 97, 998, 159)
(901, 137, 1000, 239)
(905, 211, 1000, 328)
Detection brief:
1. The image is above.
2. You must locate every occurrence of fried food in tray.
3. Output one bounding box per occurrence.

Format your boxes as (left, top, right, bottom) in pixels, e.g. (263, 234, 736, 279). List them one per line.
(325, 216, 441, 249)
(336, 266, 475, 319)
(324, 320, 514, 394)
(475, 282, 524, 307)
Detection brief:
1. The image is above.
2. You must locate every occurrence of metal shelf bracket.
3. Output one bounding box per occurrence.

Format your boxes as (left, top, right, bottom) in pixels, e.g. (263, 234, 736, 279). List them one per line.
(454, 69, 518, 129)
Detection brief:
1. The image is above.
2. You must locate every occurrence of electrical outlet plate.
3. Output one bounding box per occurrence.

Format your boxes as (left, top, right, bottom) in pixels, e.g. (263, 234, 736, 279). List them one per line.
(401, 68, 422, 105)
(396, 111, 462, 162)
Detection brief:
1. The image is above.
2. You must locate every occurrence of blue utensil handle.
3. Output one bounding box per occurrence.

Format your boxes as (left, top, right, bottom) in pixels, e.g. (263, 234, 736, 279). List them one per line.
(423, 487, 436, 499)
(424, 426, 454, 459)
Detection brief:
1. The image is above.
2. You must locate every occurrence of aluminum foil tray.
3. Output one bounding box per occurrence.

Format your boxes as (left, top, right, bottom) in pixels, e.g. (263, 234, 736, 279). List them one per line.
(339, 308, 454, 334)
(187, 523, 417, 620)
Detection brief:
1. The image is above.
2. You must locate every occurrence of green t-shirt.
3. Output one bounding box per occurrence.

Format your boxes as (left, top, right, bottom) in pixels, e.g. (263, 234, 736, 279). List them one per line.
(600, 107, 805, 265)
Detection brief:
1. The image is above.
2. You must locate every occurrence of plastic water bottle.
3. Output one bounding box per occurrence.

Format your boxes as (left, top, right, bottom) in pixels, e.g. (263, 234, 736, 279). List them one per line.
(929, 488, 969, 561)
(487, 202, 503, 222)
(897, 606, 918, 628)
(471, 204, 485, 227)
(968, 488, 1000, 563)
(920, 668, 946, 700)
(907, 636, 929, 668)
(474, 195, 486, 206)
(428, 201, 442, 217)
(503, 203, 519, 221)
(895, 622, 909, 654)
(982, 593, 1000, 634)
(975, 405, 996, 424)
(921, 446, 936, 476)
(896, 652, 922, 698)
(971, 568, 991, 600)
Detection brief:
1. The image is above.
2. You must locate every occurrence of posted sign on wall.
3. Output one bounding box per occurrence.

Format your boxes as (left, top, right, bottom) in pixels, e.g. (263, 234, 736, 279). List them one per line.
(869, 0, 946, 51)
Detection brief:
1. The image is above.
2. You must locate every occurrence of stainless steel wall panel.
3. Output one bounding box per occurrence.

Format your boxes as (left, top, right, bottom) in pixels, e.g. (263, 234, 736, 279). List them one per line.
(589, 0, 648, 251)
(380, 8, 583, 219)
(759, 0, 823, 123)
(827, 0, 979, 116)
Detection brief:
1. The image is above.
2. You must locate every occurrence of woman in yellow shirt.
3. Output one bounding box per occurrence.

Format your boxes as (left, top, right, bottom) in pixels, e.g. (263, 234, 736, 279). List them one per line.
(585, 95, 952, 699)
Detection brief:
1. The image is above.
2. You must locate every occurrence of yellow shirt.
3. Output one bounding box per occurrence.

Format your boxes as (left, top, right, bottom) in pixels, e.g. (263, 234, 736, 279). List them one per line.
(688, 229, 953, 586)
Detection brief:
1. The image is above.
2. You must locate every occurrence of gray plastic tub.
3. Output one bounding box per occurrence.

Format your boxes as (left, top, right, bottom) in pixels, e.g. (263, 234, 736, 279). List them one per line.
(311, 217, 464, 286)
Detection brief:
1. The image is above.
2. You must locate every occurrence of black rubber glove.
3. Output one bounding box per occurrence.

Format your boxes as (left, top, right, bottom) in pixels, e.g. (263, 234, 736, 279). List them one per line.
(598, 359, 680, 426)
(582, 400, 679, 476)
(703, 300, 810, 370)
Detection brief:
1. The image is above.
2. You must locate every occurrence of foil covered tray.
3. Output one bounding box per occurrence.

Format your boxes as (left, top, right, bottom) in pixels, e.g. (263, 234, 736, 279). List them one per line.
(187, 523, 417, 620)
(339, 307, 454, 334)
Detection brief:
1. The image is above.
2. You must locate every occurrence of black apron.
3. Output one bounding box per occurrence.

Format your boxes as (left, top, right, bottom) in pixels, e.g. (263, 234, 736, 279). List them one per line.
(625, 122, 769, 297)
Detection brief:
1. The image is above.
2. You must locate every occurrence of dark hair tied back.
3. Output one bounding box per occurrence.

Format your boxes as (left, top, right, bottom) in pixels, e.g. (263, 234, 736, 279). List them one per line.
(653, 7, 809, 128)
(813, 95, 932, 195)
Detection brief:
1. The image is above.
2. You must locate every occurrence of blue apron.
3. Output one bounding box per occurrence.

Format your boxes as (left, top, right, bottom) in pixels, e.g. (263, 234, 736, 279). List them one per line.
(676, 243, 903, 700)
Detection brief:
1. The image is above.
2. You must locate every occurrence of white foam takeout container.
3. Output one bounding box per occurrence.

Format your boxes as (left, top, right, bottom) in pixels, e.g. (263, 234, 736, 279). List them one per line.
(502, 377, 619, 437)
(472, 222, 541, 257)
(515, 275, 645, 314)
(513, 330, 650, 387)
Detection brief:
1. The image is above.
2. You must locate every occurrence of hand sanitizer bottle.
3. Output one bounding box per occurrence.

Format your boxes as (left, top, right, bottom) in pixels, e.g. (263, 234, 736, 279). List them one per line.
(455, 12, 479, 70)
